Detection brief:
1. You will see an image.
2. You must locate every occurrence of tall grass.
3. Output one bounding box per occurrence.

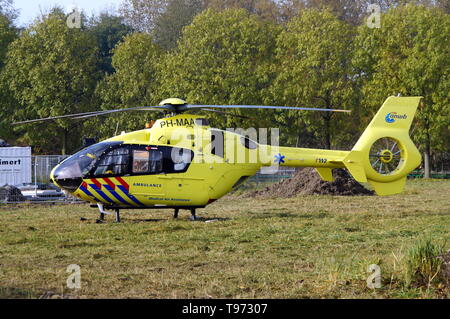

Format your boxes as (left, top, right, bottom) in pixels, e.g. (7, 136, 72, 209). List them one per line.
(404, 239, 447, 289)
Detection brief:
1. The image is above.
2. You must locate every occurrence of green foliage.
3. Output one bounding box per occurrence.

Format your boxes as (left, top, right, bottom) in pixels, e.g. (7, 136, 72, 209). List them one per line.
(404, 238, 446, 289)
(0, 12, 15, 68)
(87, 12, 134, 74)
(153, 0, 205, 50)
(3, 9, 101, 154)
(120, 0, 167, 33)
(0, 12, 17, 140)
(301, 0, 367, 25)
(270, 9, 357, 148)
(158, 8, 280, 129)
(94, 32, 162, 138)
(354, 5, 450, 155)
(119, 0, 205, 51)
(205, 0, 280, 21)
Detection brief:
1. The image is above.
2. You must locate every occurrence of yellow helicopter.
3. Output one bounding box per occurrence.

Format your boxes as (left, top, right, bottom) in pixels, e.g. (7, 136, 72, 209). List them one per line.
(15, 97, 422, 222)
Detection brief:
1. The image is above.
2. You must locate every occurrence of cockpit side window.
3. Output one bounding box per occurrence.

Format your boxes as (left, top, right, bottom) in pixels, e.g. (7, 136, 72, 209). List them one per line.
(54, 142, 123, 180)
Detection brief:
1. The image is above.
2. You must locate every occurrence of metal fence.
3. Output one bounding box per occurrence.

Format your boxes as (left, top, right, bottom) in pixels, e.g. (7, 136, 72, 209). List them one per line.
(32, 155, 68, 184)
(0, 155, 77, 204)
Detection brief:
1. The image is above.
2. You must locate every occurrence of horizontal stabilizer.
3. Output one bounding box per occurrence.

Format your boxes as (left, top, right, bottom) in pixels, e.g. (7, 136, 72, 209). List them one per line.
(343, 151, 368, 183)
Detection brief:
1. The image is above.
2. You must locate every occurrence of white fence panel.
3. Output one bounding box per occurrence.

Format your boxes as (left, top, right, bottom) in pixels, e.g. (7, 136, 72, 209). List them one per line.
(0, 147, 32, 186)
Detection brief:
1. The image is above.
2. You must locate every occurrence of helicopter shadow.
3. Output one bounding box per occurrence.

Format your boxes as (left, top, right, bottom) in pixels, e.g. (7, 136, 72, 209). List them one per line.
(130, 218, 167, 224)
(191, 217, 230, 223)
(129, 217, 230, 224)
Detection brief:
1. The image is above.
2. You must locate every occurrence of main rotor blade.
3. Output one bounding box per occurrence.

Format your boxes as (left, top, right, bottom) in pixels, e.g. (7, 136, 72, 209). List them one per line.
(73, 107, 166, 119)
(200, 108, 255, 120)
(187, 105, 352, 113)
(13, 106, 170, 125)
(13, 110, 109, 125)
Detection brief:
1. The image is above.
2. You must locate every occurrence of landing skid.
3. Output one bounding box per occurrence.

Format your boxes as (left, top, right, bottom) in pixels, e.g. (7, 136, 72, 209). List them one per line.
(92, 204, 205, 223)
(96, 203, 121, 223)
(173, 208, 197, 221)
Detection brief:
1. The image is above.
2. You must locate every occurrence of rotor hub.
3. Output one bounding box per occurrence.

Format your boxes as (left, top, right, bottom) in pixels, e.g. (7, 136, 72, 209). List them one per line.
(379, 149, 394, 164)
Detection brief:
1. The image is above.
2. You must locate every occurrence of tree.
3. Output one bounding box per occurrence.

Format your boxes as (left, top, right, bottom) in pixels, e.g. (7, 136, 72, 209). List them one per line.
(87, 12, 134, 74)
(269, 9, 357, 149)
(0, 11, 18, 140)
(95, 32, 162, 138)
(120, 0, 167, 33)
(305, 0, 367, 25)
(0, 12, 15, 69)
(205, 0, 280, 21)
(158, 8, 280, 129)
(277, 0, 366, 24)
(277, 0, 443, 24)
(353, 4, 449, 177)
(436, 0, 450, 13)
(120, 0, 205, 50)
(0, 0, 18, 21)
(153, 0, 204, 50)
(3, 9, 101, 154)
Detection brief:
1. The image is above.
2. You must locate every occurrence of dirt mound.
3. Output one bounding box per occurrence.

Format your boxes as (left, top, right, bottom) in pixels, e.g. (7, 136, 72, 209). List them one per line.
(0, 185, 25, 202)
(246, 168, 374, 198)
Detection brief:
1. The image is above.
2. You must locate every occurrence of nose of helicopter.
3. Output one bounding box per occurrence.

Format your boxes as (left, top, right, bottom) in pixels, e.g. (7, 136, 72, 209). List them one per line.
(50, 157, 83, 193)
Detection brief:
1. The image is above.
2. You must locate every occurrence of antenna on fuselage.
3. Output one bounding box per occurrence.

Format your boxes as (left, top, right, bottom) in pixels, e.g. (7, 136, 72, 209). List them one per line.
(114, 122, 120, 136)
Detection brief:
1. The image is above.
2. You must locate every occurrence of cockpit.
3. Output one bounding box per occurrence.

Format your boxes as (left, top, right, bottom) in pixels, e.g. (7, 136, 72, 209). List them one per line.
(52, 142, 193, 192)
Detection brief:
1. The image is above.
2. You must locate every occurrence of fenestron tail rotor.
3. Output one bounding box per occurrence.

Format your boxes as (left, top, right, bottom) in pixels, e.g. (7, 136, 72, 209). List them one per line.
(369, 137, 405, 176)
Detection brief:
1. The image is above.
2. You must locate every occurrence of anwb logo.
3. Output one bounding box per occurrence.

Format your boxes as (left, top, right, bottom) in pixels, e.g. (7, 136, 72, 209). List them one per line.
(385, 112, 408, 124)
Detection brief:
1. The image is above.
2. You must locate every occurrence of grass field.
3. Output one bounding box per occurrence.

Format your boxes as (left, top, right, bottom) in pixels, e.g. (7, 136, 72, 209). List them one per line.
(0, 179, 449, 299)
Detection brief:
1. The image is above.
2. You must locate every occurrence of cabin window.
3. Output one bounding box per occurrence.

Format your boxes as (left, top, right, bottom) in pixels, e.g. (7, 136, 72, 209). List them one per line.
(211, 130, 224, 158)
(150, 150, 164, 173)
(241, 137, 258, 150)
(93, 147, 131, 177)
(130, 145, 193, 175)
(196, 118, 209, 126)
(171, 148, 193, 172)
(132, 150, 149, 174)
(132, 149, 163, 174)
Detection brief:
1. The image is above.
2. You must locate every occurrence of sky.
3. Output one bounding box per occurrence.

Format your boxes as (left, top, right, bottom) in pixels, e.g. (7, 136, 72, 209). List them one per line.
(13, 0, 123, 26)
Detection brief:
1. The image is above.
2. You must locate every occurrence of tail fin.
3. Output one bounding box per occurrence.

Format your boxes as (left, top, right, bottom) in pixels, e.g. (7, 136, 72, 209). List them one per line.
(343, 97, 422, 196)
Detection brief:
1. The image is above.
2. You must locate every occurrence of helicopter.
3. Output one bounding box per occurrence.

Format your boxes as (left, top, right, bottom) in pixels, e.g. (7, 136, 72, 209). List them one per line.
(14, 97, 423, 222)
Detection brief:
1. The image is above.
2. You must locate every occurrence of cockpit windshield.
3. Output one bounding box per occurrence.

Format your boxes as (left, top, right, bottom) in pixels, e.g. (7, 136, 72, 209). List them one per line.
(53, 142, 123, 180)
